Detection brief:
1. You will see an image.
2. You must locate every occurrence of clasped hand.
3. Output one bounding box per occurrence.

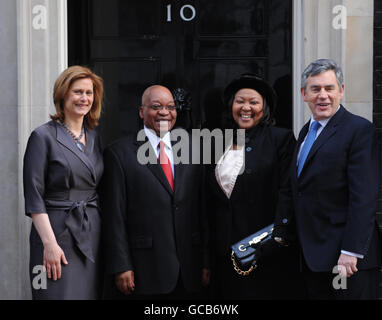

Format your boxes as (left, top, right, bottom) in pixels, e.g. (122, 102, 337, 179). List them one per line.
(337, 253, 358, 278)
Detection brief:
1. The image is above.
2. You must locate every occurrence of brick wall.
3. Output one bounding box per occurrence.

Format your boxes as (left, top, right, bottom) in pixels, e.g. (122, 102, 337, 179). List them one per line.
(374, 0, 382, 299)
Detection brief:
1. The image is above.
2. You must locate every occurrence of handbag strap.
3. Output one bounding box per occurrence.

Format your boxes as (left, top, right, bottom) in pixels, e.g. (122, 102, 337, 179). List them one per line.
(231, 250, 257, 276)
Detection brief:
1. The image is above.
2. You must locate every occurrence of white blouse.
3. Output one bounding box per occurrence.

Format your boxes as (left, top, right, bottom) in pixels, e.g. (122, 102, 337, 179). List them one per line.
(215, 145, 245, 199)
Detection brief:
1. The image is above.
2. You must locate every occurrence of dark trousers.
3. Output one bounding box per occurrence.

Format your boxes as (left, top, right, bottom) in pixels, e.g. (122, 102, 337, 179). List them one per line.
(302, 258, 380, 300)
(130, 273, 198, 300)
(104, 272, 200, 300)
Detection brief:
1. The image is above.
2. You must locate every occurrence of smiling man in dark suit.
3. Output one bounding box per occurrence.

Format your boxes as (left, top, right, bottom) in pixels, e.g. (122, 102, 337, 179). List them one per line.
(101, 85, 209, 299)
(291, 59, 382, 299)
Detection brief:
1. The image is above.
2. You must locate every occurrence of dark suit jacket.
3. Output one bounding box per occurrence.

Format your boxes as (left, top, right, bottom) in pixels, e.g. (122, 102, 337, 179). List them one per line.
(291, 105, 382, 272)
(100, 132, 207, 295)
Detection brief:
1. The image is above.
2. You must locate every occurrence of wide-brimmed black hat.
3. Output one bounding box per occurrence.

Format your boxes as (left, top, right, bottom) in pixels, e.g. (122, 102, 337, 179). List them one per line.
(223, 73, 277, 117)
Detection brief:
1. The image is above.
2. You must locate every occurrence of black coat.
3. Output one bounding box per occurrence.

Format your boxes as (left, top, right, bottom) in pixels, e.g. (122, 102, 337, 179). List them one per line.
(206, 124, 305, 299)
(291, 106, 382, 272)
(100, 132, 207, 296)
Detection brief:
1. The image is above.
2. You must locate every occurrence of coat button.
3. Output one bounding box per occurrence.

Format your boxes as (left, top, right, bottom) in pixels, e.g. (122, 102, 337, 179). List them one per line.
(282, 218, 288, 224)
(246, 147, 252, 152)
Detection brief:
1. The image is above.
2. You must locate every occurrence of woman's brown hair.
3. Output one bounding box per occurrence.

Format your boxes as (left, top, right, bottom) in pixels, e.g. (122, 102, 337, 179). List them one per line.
(51, 65, 104, 129)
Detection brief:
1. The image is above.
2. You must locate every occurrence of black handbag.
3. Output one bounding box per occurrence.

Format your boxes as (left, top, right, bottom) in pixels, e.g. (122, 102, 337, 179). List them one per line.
(231, 224, 274, 276)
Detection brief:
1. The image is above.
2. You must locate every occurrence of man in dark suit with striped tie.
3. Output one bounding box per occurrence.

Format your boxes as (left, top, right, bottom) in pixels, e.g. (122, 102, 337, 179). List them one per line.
(290, 59, 382, 299)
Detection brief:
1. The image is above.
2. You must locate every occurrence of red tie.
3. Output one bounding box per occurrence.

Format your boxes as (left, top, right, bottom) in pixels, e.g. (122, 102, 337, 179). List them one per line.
(158, 141, 174, 191)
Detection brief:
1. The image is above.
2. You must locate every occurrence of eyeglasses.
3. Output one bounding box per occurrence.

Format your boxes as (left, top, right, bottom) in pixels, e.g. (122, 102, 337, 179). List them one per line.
(145, 105, 177, 111)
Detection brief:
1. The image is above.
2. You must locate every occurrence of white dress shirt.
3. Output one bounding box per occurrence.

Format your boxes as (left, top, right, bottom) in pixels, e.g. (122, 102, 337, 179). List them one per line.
(144, 126, 175, 175)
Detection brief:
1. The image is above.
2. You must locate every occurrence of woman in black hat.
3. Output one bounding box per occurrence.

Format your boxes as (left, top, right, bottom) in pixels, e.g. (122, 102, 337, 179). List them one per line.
(206, 74, 305, 299)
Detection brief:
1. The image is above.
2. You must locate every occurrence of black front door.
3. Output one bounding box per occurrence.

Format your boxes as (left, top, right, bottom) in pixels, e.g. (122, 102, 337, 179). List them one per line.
(68, 0, 292, 146)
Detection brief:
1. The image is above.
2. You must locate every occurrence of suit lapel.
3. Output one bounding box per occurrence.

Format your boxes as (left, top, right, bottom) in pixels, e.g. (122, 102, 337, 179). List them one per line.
(290, 124, 307, 181)
(292, 122, 310, 180)
(86, 129, 95, 156)
(304, 122, 336, 164)
(298, 106, 346, 178)
(55, 122, 96, 181)
(133, 136, 174, 196)
(174, 162, 184, 195)
(172, 133, 184, 196)
(297, 123, 309, 148)
(84, 128, 97, 180)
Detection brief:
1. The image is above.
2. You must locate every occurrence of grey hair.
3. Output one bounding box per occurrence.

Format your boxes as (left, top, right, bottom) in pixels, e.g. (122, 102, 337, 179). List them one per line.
(301, 58, 344, 90)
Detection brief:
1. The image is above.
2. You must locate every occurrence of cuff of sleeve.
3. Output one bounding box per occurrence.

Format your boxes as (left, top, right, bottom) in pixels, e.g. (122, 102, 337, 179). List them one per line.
(341, 250, 364, 259)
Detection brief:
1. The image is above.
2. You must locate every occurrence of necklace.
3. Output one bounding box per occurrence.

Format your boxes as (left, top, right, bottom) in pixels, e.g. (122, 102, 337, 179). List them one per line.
(59, 121, 85, 152)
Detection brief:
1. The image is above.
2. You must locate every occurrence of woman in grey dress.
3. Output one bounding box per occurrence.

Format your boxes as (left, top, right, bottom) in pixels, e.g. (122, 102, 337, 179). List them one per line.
(23, 66, 104, 299)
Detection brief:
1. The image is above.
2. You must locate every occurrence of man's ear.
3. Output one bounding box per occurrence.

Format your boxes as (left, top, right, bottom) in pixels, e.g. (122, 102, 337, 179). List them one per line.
(139, 106, 144, 119)
(340, 84, 345, 99)
(300, 87, 306, 100)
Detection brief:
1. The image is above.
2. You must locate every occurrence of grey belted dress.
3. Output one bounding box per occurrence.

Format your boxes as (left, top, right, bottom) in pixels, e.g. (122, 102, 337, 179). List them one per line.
(23, 120, 104, 299)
